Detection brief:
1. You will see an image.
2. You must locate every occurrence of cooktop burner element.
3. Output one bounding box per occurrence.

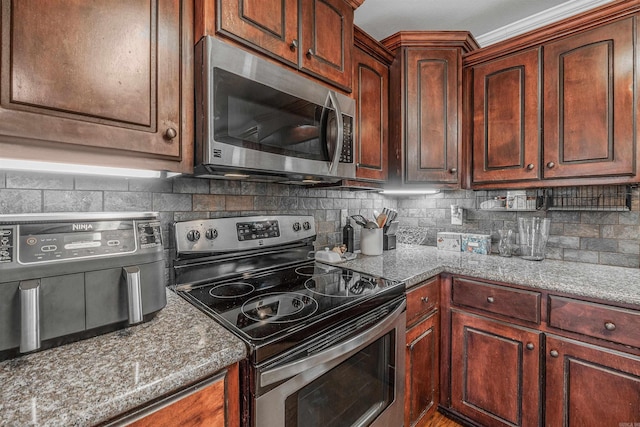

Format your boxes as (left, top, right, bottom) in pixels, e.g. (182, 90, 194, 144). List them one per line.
(209, 282, 255, 299)
(241, 292, 318, 323)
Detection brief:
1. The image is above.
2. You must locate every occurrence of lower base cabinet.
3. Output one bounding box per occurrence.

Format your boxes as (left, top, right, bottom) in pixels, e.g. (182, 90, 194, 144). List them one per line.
(545, 335, 640, 426)
(405, 311, 439, 427)
(405, 278, 440, 427)
(450, 311, 541, 427)
(122, 363, 239, 427)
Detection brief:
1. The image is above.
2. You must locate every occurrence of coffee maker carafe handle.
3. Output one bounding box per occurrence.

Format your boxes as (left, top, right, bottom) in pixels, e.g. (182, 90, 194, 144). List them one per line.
(122, 266, 143, 325)
(19, 279, 41, 353)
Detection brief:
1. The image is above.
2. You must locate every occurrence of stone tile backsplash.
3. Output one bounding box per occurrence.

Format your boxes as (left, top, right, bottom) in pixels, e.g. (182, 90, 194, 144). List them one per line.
(0, 171, 638, 268)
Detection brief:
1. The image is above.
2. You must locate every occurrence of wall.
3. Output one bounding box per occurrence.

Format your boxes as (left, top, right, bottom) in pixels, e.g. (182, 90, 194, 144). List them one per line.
(394, 188, 640, 268)
(1, 171, 638, 268)
(0, 171, 391, 253)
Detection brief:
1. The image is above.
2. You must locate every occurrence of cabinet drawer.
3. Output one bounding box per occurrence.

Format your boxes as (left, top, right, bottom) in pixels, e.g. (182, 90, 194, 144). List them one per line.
(548, 296, 640, 348)
(407, 277, 439, 326)
(452, 278, 540, 324)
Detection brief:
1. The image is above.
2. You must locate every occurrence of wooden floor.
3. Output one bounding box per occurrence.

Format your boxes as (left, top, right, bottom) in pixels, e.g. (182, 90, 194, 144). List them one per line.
(422, 411, 465, 427)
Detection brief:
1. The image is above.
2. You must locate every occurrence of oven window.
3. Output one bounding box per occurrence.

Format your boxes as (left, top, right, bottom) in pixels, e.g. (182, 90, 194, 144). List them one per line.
(284, 331, 395, 427)
(213, 68, 332, 162)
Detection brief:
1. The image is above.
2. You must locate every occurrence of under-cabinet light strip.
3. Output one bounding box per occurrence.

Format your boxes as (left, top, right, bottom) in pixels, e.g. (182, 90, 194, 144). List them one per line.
(0, 158, 179, 179)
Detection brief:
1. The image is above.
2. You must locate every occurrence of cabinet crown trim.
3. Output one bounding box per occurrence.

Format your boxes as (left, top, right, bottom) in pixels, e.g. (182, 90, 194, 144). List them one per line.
(381, 31, 479, 53)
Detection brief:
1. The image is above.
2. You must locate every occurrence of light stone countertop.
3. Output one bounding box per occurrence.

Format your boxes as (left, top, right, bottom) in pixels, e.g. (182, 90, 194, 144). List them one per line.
(0, 290, 247, 427)
(331, 244, 640, 307)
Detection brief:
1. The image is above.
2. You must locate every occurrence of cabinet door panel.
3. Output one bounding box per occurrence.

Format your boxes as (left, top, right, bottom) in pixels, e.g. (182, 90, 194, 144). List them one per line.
(543, 18, 634, 179)
(406, 48, 458, 183)
(472, 48, 540, 183)
(300, 0, 353, 91)
(216, 0, 298, 65)
(451, 311, 540, 427)
(405, 311, 439, 427)
(0, 0, 184, 161)
(354, 47, 388, 181)
(546, 335, 640, 427)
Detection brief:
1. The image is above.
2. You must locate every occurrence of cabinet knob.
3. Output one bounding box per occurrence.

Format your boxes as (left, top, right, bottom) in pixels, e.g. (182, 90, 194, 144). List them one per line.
(527, 163, 535, 170)
(546, 161, 555, 169)
(550, 350, 559, 358)
(306, 49, 314, 58)
(449, 168, 457, 174)
(421, 296, 429, 304)
(290, 39, 298, 51)
(526, 343, 535, 350)
(487, 296, 495, 303)
(165, 127, 178, 140)
(604, 322, 616, 331)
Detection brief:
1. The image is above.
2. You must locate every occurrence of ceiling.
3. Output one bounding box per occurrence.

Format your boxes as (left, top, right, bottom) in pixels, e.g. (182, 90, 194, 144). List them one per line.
(354, 0, 615, 47)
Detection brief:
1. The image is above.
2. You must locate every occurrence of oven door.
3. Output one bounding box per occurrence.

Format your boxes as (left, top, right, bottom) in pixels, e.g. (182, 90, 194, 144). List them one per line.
(254, 298, 406, 427)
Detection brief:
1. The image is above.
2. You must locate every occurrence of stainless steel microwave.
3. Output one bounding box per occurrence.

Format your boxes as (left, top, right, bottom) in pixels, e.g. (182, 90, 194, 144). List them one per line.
(194, 36, 356, 183)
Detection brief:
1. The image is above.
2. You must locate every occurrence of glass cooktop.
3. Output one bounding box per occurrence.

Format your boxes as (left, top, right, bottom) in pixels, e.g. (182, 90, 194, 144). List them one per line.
(178, 260, 404, 342)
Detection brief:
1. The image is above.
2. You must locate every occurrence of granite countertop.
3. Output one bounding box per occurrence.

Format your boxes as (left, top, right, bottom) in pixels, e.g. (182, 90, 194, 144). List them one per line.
(333, 244, 640, 307)
(0, 290, 247, 427)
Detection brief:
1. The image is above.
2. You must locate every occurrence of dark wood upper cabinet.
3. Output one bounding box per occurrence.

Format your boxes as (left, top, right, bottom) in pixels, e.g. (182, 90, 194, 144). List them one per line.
(545, 335, 640, 427)
(465, 2, 640, 188)
(215, 0, 299, 65)
(353, 27, 392, 182)
(209, 0, 355, 92)
(472, 48, 541, 184)
(543, 17, 635, 179)
(384, 32, 478, 188)
(299, 0, 353, 91)
(0, 0, 193, 173)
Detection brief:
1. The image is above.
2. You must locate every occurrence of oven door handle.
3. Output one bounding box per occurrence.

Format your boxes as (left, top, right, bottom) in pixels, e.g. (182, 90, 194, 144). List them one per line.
(260, 299, 406, 388)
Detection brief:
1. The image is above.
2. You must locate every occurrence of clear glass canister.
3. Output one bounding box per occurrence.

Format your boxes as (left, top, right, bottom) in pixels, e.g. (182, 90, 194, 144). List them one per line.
(518, 217, 551, 260)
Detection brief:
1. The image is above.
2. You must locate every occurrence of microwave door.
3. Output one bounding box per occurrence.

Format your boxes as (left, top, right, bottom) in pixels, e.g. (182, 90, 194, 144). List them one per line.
(323, 92, 344, 175)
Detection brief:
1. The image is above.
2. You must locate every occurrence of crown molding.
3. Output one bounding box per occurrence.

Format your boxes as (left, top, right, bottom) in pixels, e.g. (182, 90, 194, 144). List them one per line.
(476, 0, 615, 46)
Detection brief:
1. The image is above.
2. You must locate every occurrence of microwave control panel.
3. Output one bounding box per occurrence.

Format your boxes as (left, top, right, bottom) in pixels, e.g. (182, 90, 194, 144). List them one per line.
(340, 116, 353, 163)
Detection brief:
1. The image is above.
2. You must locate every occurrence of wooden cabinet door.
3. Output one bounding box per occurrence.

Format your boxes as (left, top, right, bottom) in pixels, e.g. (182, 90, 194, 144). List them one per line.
(450, 311, 541, 427)
(405, 310, 439, 427)
(353, 46, 388, 181)
(405, 48, 459, 184)
(472, 48, 540, 184)
(545, 335, 640, 427)
(543, 17, 635, 179)
(127, 364, 240, 427)
(0, 0, 189, 170)
(299, 0, 353, 91)
(216, 0, 299, 65)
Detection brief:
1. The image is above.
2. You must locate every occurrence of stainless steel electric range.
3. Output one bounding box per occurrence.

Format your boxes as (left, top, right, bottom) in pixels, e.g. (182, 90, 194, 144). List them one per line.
(171, 215, 406, 427)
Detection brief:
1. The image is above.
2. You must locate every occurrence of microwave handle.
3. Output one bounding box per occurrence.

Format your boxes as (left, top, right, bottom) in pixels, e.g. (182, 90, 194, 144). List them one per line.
(259, 298, 406, 388)
(326, 91, 344, 175)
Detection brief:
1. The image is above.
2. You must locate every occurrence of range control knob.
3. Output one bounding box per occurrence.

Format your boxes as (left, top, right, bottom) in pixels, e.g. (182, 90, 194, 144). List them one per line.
(186, 230, 201, 242)
(302, 221, 311, 231)
(205, 229, 218, 240)
(293, 222, 301, 232)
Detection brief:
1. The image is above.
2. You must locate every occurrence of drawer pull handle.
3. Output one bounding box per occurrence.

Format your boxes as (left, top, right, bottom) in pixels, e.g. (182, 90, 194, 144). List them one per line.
(487, 296, 495, 303)
(526, 343, 535, 350)
(604, 322, 616, 331)
(550, 350, 559, 358)
(421, 297, 429, 303)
